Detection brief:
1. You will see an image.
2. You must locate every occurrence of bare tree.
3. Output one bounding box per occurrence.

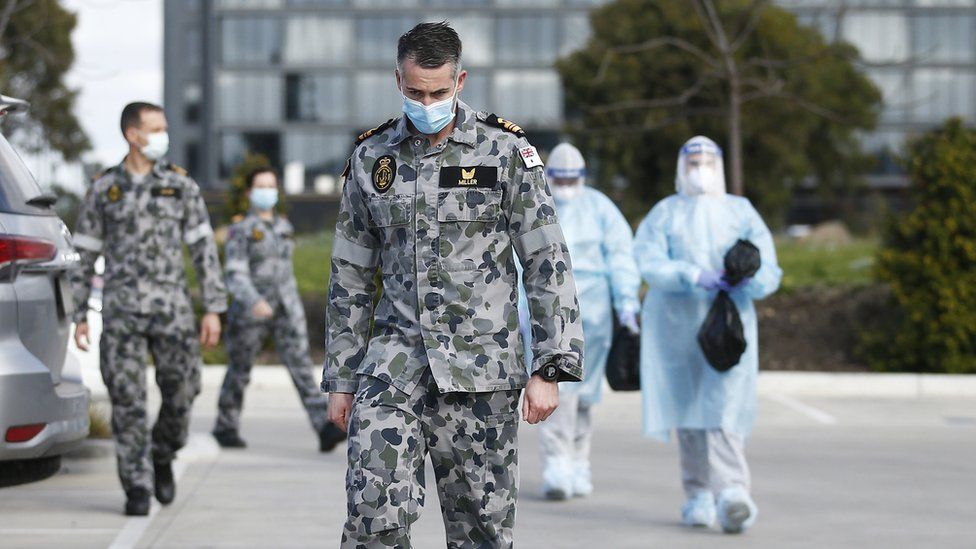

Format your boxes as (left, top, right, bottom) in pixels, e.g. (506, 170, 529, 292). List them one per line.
(592, 0, 853, 196)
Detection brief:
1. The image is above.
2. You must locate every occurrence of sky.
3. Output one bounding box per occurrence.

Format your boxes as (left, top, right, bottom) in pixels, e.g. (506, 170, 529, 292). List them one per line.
(64, 0, 163, 168)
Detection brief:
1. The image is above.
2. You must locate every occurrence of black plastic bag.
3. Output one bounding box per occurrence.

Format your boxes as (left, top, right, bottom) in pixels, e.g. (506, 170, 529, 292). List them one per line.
(723, 239, 761, 285)
(606, 311, 641, 391)
(697, 291, 747, 372)
(697, 240, 761, 372)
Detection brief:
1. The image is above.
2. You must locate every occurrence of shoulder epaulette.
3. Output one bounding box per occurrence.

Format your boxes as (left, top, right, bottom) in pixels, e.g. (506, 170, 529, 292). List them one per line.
(479, 113, 526, 138)
(91, 166, 115, 182)
(356, 118, 397, 145)
(230, 214, 245, 224)
(167, 163, 188, 176)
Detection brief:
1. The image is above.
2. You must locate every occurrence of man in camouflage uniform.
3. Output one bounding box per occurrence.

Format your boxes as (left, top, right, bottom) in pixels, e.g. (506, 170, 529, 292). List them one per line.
(71, 102, 226, 516)
(323, 23, 584, 548)
(213, 167, 346, 451)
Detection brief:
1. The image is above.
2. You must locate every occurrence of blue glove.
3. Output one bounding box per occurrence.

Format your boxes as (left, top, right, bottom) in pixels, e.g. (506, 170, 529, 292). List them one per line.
(696, 270, 728, 291)
(728, 276, 752, 290)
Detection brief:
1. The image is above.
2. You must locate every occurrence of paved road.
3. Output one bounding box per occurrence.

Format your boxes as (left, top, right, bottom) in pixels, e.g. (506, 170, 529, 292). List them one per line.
(1, 367, 974, 549)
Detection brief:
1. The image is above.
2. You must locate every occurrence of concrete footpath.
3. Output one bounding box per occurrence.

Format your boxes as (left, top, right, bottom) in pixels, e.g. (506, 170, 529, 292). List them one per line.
(1, 365, 974, 549)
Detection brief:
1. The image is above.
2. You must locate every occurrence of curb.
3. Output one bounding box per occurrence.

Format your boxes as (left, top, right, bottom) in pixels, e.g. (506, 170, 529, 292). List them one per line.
(83, 365, 976, 402)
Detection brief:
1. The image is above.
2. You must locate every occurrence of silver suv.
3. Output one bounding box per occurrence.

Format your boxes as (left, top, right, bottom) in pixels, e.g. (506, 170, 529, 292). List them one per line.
(0, 96, 89, 480)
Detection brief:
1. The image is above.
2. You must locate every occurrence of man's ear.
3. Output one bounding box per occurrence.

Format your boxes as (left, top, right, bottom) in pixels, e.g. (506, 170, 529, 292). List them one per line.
(123, 126, 141, 147)
(456, 69, 467, 94)
(395, 69, 402, 92)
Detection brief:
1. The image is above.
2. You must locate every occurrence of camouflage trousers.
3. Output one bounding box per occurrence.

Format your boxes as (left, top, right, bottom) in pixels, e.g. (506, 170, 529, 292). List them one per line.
(342, 368, 521, 549)
(214, 306, 328, 435)
(100, 304, 201, 494)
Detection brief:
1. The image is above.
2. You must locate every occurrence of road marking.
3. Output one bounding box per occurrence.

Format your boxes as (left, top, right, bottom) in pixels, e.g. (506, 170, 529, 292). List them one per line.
(0, 528, 117, 535)
(107, 434, 219, 549)
(766, 394, 838, 425)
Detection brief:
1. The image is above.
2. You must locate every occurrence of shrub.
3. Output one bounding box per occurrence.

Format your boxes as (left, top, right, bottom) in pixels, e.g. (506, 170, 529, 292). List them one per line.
(862, 119, 976, 373)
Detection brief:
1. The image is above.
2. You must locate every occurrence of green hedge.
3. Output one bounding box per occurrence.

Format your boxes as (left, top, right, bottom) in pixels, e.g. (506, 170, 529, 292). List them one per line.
(861, 119, 976, 373)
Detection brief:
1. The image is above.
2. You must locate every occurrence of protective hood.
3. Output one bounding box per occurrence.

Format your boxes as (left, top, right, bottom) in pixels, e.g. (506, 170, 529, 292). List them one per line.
(675, 136, 726, 196)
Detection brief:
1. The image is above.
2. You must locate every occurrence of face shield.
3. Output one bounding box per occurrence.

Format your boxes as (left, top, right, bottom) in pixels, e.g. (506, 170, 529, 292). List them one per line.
(675, 136, 726, 196)
(546, 143, 586, 202)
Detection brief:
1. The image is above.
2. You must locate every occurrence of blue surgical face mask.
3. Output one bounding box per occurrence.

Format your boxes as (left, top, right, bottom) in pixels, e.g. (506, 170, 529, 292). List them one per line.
(401, 75, 459, 135)
(250, 188, 278, 211)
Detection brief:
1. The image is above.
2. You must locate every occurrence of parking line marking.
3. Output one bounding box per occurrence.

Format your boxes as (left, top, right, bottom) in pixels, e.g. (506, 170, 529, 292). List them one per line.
(766, 394, 838, 425)
(0, 528, 117, 535)
(107, 434, 219, 549)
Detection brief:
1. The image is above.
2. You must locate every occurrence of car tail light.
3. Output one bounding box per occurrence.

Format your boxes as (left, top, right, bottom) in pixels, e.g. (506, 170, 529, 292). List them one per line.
(5, 423, 46, 443)
(0, 234, 57, 271)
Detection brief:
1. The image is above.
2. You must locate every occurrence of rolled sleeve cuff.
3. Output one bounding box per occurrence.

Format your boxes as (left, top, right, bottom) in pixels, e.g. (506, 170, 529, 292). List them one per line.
(332, 235, 379, 268)
(514, 223, 564, 257)
(205, 299, 228, 314)
(321, 378, 359, 394)
(531, 354, 583, 383)
(72, 233, 103, 252)
(184, 222, 214, 245)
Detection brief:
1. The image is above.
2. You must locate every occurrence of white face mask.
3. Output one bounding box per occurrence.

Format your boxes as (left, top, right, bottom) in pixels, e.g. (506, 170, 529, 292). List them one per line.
(684, 167, 721, 196)
(553, 180, 584, 202)
(140, 131, 169, 161)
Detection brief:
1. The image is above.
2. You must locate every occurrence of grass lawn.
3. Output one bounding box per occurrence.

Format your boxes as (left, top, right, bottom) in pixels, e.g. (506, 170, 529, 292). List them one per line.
(775, 237, 878, 292)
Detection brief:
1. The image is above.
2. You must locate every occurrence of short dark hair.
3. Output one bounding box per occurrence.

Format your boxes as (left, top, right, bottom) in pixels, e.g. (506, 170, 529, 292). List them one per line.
(120, 102, 163, 137)
(246, 166, 278, 190)
(397, 22, 462, 76)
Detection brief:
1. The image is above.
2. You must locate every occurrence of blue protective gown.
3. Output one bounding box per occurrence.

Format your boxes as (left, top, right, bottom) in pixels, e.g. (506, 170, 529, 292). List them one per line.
(519, 186, 641, 405)
(634, 194, 782, 441)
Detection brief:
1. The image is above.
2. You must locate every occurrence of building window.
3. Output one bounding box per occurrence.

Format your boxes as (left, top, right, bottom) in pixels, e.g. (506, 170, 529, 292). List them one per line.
(841, 12, 909, 64)
(496, 0, 559, 6)
(220, 132, 281, 177)
(866, 69, 911, 123)
(459, 72, 490, 113)
(184, 82, 202, 124)
(217, 0, 283, 8)
(434, 14, 492, 67)
(353, 0, 418, 6)
(426, 0, 487, 5)
(357, 16, 418, 64)
(912, 68, 976, 122)
(913, 15, 975, 64)
(220, 17, 282, 65)
(185, 141, 201, 177)
(496, 15, 559, 66)
(284, 131, 350, 190)
(561, 13, 590, 57)
(286, 0, 348, 5)
(493, 70, 562, 124)
(217, 72, 283, 124)
(354, 71, 402, 125)
(284, 17, 352, 65)
(285, 73, 349, 123)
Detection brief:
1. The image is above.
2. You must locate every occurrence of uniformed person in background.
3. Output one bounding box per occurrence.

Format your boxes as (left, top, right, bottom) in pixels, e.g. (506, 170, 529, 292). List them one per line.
(70, 102, 226, 516)
(213, 167, 346, 452)
(323, 22, 584, 548)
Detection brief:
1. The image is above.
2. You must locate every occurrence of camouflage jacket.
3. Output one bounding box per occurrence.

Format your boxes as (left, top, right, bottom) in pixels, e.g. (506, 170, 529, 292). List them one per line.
(224, 211, 302, 319)
(70, 158, 227, 321)
(322, 101, 584, 394)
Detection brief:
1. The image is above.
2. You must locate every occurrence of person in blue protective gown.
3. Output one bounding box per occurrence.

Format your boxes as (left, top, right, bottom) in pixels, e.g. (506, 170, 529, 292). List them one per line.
(633, 136, 782, 533)
(520, 142, 641, 501)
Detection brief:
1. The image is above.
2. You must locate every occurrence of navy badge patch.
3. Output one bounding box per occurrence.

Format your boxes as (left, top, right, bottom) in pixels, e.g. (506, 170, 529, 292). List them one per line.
(371, 155, 396, 193)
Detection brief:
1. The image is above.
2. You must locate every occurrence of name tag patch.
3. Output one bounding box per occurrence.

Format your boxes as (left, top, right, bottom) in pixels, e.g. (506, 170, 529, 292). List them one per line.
(151, 187, 182, 198)
(439, 166, 498, 189)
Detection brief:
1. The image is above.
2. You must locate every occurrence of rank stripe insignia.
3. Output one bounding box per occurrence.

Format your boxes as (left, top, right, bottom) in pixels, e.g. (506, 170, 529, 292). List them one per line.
(356, 118, 397, 145)
(480, 113, 526, 138)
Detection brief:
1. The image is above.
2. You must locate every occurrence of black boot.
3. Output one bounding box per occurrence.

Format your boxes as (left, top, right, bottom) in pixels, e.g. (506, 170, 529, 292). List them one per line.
(318, 422, 347, 453)
(213, 430, 247, 449)
(125, 488, 151, 516)
(154, 461, 175, 505)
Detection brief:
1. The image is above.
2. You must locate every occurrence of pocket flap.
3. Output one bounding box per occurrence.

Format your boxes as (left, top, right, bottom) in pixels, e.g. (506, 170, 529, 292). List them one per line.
(367, 195, 412, 228)
(437, 189, 502, 222)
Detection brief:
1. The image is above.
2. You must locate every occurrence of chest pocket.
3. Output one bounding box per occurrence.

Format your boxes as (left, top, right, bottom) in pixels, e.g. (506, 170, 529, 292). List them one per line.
(151, 193, 184, 221)
(367, 195, 413, 228)
(436, 189, 503, 272)
(437, 189, 502, 223)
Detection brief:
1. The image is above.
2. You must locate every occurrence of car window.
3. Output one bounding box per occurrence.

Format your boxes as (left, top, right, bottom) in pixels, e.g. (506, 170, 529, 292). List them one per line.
(0, 133, 55, 216)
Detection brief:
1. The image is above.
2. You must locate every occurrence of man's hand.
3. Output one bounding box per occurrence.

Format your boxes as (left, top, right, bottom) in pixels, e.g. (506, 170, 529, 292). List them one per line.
(523, 375, 558, 424)
(74, 322, 90, 352)
(328, 392, 355, 432)
(251, 299, 274, 319)
(199, 312, 221, 347)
